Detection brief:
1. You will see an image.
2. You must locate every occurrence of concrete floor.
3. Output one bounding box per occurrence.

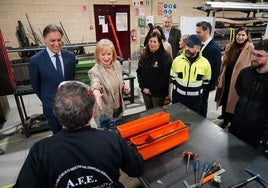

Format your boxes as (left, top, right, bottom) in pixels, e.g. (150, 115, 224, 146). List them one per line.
(0, 60, 222, 188)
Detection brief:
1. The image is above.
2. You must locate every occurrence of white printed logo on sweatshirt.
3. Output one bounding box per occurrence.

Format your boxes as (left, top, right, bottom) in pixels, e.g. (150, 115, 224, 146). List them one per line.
(54, 165, 113, 188)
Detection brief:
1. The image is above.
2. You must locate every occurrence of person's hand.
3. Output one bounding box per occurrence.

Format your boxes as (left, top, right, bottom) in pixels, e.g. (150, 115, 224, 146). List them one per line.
(123, 85, 130, 94)
(93, 89, 104, 110)
(143, 88, 151, 95)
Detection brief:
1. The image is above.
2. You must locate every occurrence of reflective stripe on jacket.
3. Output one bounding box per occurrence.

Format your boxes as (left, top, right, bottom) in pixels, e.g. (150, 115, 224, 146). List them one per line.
(170, 50, 211, 96)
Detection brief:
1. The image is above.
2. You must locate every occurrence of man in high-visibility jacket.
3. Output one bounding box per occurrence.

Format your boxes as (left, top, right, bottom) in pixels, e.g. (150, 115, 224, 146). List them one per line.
(170, 34, 211, 115)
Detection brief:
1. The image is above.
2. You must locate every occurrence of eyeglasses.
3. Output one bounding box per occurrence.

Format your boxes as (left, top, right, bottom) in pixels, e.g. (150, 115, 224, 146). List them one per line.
(251, 53, 268, 58)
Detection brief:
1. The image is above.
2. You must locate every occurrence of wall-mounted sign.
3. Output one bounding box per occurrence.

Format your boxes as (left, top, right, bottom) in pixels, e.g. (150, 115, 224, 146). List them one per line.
(163, 3, 177, 16)
(134, 7, 145, 16)
(98, 15, 108, 33)
(133, 0, 144, 6)
(134, 7, 139, 16)
(116, 12, 128, 31)
(158, 2, 163, 15)
(146, 16, 154, 25)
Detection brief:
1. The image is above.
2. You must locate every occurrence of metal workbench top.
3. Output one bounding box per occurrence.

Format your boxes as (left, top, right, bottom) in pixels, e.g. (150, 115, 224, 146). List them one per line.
(123, 103, 268, 188)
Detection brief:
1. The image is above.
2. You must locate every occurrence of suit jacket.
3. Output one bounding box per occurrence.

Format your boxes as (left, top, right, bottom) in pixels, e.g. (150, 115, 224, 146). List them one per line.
(167, 27, 181, 59)
(202, 39, 222, 91)
(29, 49, 76, 109)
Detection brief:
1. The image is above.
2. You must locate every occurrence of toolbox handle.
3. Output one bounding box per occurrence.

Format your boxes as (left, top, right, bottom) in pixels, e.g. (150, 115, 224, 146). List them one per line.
(130, 123, 190, 147)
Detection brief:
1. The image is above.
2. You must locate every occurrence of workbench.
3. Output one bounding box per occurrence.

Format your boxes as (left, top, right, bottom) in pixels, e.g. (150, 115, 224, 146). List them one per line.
(11, 62, 49, 137)
(122, 103, 268, 188)
(13, 84, 49, 137)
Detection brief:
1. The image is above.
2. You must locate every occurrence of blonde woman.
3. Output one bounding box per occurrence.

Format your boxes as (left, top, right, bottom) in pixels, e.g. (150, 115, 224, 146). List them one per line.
(88, 39, 130, 127)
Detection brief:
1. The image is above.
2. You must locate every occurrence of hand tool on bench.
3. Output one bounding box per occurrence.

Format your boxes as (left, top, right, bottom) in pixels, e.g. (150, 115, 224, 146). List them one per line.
(205, 163, 222, 177)
(228, 168, 268, 188)
(183, 168, 226, 188)
(183, 151, 198, 173)
(244, 168, 268, 186)
(205, 161, 217, 176)
(183, 180, 197, 188)
(194, 160, 200, 185)
(201, 168, 226, 184)
(198, 162, 210, 186)
(228, 175, 259, 188)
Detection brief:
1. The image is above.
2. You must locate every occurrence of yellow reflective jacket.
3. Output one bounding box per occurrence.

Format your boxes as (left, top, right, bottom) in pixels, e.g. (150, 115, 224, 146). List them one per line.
(170, 50, 211, 96)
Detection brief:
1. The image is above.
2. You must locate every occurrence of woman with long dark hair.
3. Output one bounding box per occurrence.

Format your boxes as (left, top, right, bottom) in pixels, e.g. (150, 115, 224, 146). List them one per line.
(143, 23, 154, 47)
(137, 32, 172, 109)
(215, 27, 254, 128)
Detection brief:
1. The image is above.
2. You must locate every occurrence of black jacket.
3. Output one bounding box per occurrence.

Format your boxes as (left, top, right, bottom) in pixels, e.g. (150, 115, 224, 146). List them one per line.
(14, 127, 144, 188)
(137, 48, 172, 97)
(229, 67, 268, 147)
(234, 67, 268, 125)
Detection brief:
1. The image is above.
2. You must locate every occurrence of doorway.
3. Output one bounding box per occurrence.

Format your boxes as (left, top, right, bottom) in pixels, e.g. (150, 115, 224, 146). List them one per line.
(94, 4, 130, 59)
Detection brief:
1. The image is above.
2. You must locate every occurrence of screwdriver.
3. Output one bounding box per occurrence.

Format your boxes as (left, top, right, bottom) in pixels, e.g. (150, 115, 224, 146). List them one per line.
(194, 160, 200, 185)
(199, 162, 210, 185)
(205, 161, 217, 175)
(206, 163, 222, 177)
(202, 168, 226, 184)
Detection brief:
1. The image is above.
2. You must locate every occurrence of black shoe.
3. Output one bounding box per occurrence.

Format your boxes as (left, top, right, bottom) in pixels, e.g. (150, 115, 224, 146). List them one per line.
(219, 121, 229, 129)
(217, 115, 224, 119)
(0, 149, 5, 155)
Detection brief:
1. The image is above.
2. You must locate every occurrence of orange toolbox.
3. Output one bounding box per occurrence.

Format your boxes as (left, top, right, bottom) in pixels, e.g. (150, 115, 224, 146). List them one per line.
(117, 112, 170, 141)
(117, 112, 189, 160)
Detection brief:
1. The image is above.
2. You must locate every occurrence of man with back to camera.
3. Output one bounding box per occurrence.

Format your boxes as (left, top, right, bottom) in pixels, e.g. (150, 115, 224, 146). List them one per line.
(229, 39, 268, 155)
(29, 24, 76, 134)
(196, 21, 222, 118)
(170, 35, 211, 115)
(163, 15, 181, 59)
(14, 81, 145, 188)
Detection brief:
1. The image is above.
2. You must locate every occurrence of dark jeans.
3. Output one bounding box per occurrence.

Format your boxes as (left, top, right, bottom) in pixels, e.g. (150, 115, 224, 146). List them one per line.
(172, 90, 202, 115)
(142, 93, 165, 110)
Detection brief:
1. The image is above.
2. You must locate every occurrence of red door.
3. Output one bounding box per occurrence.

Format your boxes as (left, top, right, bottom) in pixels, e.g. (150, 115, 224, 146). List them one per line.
(94, 4, 130, 59)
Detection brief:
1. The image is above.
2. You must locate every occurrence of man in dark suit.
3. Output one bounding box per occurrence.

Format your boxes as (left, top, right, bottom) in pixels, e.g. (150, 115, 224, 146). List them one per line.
(163, 15, 181, 59)
(196, 21, 222, 118)
(29, 24, 76, 134)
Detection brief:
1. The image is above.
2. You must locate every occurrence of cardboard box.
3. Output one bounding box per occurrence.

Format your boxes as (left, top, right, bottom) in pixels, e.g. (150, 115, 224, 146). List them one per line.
(117, 112, 170, 141)
(130, 120, 189, 160)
